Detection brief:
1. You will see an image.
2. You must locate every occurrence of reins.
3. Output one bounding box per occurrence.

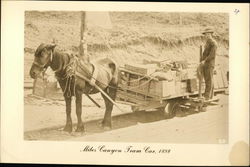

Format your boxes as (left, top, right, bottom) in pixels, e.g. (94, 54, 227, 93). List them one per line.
(32, 50, 54, 69)
(32, 61, 46, 68)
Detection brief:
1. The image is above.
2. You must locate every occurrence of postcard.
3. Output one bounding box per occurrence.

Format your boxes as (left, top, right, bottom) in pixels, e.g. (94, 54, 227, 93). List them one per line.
(1, 1, 249, 166)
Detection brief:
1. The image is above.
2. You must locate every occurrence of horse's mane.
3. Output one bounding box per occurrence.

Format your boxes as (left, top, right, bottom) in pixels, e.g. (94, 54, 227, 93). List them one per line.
(51, 49, 73, 74)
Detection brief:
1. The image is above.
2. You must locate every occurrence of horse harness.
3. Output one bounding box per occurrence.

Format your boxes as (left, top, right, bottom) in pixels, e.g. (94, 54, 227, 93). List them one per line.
(56, 55, 100, 98)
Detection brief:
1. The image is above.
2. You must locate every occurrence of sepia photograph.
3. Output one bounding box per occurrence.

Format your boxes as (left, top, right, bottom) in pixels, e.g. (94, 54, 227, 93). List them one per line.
(24, 11, 229, 143)
(1, 1, 249, 166)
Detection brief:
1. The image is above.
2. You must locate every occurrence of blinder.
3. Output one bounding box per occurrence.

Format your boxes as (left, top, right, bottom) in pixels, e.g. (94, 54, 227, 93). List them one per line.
(33, 43, 57, 69)
(32, 49, 53, 70)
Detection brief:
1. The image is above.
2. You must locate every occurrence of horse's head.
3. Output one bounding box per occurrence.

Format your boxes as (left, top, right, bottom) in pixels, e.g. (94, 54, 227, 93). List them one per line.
(29, 43, 56, 79)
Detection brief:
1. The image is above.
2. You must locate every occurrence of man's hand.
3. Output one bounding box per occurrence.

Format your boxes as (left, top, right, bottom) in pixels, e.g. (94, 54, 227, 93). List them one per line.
(200, 60, 205, 65)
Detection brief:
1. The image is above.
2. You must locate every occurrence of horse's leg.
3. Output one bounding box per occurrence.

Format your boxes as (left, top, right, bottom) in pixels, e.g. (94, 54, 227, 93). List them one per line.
(63, 96, 73, 132)
(58, 79, 73, 133)
(75, 90, 85, 132)
(101, 87, 116, 129)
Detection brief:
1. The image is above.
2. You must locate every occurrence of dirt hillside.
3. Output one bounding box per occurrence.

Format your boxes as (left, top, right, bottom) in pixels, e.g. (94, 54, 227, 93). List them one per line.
(24, 11, 229, 81)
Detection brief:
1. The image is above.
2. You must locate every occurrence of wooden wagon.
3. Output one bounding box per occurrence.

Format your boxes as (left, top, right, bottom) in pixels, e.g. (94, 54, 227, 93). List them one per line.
(115, 61, 228, 118)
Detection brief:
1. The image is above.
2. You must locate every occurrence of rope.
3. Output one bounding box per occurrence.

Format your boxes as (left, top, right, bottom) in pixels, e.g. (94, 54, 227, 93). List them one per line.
(119, 77, 155, 90)
(84, 68, 158, 90)
(62, 76, 76, 98)
(119, 70, 158, 84)
(57, 54, 162, 96)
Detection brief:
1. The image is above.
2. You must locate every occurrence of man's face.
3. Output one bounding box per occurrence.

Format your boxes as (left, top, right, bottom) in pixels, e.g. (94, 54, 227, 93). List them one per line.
(204, 33, 212, 39)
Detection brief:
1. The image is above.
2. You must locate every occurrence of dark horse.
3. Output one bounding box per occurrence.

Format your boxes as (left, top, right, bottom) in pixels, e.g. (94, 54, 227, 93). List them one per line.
(29, 43, 118, 132)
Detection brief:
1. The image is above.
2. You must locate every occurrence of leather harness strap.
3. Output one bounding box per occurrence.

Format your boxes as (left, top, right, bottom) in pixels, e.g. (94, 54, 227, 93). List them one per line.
(90, 63, 99, 86)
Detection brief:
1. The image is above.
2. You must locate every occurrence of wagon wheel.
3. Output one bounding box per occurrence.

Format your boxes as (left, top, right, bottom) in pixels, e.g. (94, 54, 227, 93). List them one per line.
(197, 102, 207, 112)
(159, 100, 181, 119)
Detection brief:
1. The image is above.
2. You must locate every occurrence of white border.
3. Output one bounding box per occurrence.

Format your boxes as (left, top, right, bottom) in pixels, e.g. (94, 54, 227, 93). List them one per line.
(1, 1, 249, 165)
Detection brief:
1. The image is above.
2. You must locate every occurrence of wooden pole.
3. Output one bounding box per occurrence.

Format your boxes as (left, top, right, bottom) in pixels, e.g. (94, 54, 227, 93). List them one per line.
(85, 94, 101, 108)
(79, 12, 89, 61)
(179, 13, 182, 25)
(75, 71, 126, 113)
(198, 45, 203, 98)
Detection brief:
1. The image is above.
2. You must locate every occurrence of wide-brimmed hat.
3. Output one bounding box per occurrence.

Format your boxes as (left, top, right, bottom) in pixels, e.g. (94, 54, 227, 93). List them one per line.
(202, 28, 214, 35)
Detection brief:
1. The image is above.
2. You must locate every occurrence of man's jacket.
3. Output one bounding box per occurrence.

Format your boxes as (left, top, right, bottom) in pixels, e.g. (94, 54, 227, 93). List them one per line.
(202, 38, 217, 67)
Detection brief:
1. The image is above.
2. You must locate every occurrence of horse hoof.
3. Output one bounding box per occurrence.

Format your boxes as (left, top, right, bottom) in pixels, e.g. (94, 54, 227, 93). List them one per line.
(75, 126, 85, 132)
(73, 131, 85, 137)
(103, 126, 111, 131)
(200, 107, 207, 112)
(63, 126, 73, 133)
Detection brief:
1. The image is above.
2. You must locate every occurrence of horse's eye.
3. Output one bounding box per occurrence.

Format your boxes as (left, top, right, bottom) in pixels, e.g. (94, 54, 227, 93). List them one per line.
(41, 51, 47, 58)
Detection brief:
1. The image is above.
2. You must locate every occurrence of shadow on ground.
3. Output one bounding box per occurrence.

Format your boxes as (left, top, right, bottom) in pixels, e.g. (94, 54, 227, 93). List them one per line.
(24, 106, 213, 141)
(24, 110, 169, 141)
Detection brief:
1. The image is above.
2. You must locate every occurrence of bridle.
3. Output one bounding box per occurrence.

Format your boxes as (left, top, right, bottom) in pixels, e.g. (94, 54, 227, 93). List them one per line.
(32, 50, 53, 70)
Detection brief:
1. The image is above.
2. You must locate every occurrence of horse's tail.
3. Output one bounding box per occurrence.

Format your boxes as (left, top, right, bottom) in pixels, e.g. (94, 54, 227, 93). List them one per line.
(109, 63, 116, 75)
(108, 61, 118, 86)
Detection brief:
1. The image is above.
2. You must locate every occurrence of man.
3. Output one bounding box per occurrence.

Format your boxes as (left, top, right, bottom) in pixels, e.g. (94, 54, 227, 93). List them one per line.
(201, 28, 218, 100)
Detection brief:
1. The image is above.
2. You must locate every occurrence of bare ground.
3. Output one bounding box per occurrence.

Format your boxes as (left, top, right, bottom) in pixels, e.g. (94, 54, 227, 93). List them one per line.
(24, 92, 228, 144)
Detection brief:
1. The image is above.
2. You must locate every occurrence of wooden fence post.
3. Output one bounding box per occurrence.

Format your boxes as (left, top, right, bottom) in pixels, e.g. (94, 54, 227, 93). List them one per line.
(198, 45, 203, 98)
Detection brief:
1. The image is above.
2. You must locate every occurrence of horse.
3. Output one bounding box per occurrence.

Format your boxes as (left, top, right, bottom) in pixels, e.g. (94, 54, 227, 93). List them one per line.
(29, 43, 118, 133)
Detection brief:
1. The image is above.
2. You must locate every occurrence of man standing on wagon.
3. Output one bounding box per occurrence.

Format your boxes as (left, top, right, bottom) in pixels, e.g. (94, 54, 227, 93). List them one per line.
(201, 28, 218, 100)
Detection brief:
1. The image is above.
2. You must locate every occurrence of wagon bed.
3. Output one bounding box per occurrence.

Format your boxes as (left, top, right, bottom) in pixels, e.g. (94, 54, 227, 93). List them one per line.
(115, 63, 228, 113)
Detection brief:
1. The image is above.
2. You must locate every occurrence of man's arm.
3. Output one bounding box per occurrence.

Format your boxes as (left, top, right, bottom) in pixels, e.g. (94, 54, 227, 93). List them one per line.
(204, 43, 217, 62)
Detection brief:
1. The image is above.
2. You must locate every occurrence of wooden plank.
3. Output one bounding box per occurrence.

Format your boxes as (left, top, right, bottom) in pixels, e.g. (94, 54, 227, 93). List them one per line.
(24, 81, 33, 89)
(220, 68, 228, 88)
(136, 100, 168, 111)
(175, 81, 182, 96)
(116, 90, 155, 104)
(162, 80, 175, 97)
(117, 90, 152, 101)
(181, 81, 187, 88)
(118, 75, 170, 98)
(214, 72, 219, 89)
(214, 88, 226, 93)
(33, 76, 45, 97)
(219, 67, 226, 88)
(119, 85, 158, 98)
(214, 70, 221, 88)
(187, 79, 198, 93)
(214, 67, 222, 88)
(124, 63, 158, 75)
(216, 69, 224, 88)
(119, 68, 158, 80)
(115, 100, 137, 106)
(116, 95, 147, 106)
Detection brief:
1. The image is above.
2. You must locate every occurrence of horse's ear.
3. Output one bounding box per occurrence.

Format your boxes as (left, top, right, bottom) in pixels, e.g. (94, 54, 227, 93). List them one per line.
(46, 44, 57, 51)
